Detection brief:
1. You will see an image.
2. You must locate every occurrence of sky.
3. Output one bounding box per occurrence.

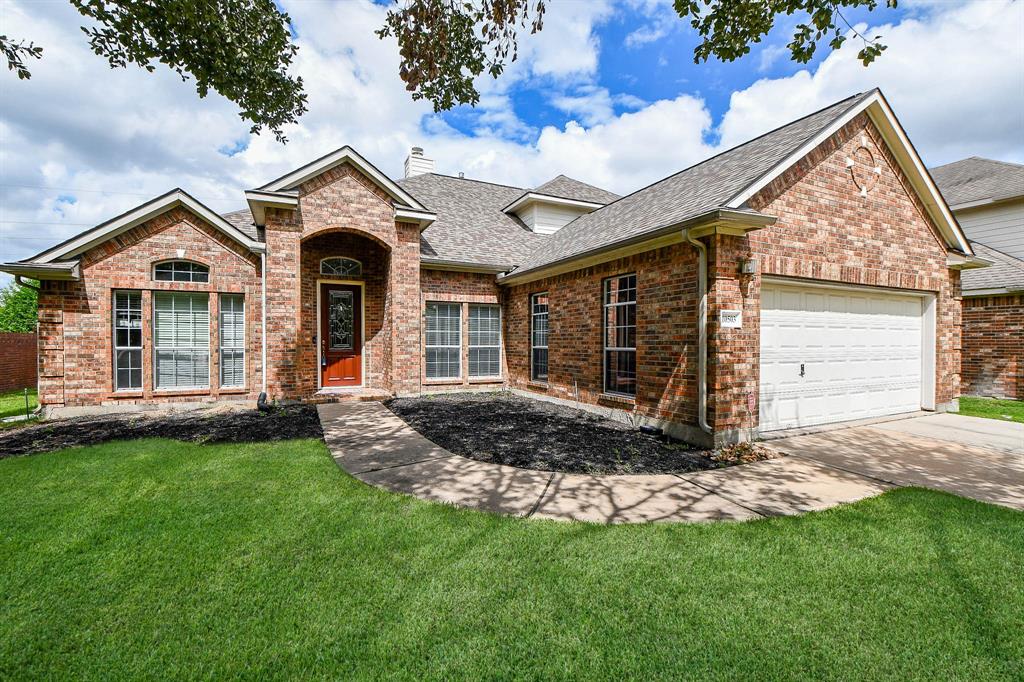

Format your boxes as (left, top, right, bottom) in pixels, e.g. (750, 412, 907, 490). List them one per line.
(1, 0, 1022, 283)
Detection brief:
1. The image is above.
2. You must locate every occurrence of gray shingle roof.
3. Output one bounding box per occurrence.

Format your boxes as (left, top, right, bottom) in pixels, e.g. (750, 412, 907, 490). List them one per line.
(508, 91, 875, 277)
(221, 208, 259, 241)
(962, 242, 1024, 293)
(397, 173, 548, 269)
(532, 175, 620, 204)
(930, 157, 1024, 207)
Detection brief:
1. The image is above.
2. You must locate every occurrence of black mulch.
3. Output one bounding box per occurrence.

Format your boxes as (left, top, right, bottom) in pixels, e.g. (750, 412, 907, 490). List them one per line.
(0, 405, 322, 458)
(385, 392, 717, 475)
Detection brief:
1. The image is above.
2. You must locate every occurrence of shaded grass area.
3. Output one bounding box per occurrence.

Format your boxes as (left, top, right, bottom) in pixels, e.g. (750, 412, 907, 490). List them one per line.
(959, 396, 1024, 423)
(0, 388, 36, 420)
(2, 439, 1023, 679)
(387, 392, 714, 474)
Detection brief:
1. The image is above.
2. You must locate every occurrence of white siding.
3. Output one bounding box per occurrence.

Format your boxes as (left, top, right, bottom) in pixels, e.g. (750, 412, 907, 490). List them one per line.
(514, 202, 591, 234)
(954, 198, 1024, 259)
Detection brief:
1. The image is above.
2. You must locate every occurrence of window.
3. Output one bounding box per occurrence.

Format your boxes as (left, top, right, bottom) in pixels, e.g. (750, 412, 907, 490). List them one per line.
(154, 260, 209, 283)
(153, 292, 210, 388)
(603, 274, 636, 396)
(425, 302, 461, 379)
(320, 257, 362, 277)
(468, 305, 501, 377)
(530, 293, 548, 382)
(219, 294, 245, 387)
(113, 291, 142, 390)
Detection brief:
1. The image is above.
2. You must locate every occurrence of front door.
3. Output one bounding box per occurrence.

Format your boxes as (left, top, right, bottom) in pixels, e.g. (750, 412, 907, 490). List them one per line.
(320, 283, 362, 387)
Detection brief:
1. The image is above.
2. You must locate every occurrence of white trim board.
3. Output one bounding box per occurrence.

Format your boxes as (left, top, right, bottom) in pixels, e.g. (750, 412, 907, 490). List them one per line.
(28, 189, 265, 264)
(726, 89, 973, 256)
(258, 145, 426, 211)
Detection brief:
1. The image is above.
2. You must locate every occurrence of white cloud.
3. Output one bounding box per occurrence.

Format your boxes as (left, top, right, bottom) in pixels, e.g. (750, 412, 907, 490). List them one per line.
(1, 0, 1020, 282)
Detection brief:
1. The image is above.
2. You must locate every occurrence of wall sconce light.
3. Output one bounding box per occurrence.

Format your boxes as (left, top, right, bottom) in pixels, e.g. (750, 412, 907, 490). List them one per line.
(739, 258, 758, 275)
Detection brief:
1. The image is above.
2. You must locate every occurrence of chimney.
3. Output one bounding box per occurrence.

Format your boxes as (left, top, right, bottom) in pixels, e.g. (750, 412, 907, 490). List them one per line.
(404, 146, 435, 178)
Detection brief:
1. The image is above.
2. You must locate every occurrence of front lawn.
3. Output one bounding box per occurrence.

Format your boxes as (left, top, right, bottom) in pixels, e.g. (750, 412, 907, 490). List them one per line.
(0, 387, 36, 420)
(1, 439, 1022, 679)
(959, 396, 1024, 423)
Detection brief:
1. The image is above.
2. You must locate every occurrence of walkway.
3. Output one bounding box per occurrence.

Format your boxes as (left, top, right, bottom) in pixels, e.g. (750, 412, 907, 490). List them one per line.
(317, 402, 890, 523)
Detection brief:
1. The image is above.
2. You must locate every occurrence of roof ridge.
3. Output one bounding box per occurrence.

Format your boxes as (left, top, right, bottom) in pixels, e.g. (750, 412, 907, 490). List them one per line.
(972, 241, 1024, 267)
(404, 172, 526, 191)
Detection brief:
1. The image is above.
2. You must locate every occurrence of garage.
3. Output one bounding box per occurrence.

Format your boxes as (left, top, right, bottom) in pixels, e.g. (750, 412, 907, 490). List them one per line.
(759, 281, 931, 431)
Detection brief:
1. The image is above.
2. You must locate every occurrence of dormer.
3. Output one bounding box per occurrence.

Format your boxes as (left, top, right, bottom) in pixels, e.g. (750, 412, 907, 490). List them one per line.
(503, 175, 620, 235)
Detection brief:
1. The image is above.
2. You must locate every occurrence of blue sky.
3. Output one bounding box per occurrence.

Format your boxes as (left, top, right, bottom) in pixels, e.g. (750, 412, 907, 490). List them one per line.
(1, 0, 1022, 282)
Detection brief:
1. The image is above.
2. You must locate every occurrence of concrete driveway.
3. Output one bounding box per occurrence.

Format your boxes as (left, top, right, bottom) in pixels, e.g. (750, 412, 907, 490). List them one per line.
(765, 413, 1024, 510)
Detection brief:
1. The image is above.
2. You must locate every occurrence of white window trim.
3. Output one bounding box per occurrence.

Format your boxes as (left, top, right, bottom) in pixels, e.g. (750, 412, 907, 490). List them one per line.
(424, 301, 463, 380)
(152, 259, 210, 283)
(152, 292, 211, 391)
(319, 256, 363, 277)
(530, 292, 549, 383)
(219, 294, 246, 389)
(112, 290, 143, 392)
(602, 274, 637, 398)
(468, 304, 502, 379)
(315, 279, 366, 390)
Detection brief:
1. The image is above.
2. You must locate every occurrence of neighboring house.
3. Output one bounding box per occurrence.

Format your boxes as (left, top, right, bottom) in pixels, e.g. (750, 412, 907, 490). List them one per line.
(931, 157, 1024, 400)
(1, 89, 985, 445)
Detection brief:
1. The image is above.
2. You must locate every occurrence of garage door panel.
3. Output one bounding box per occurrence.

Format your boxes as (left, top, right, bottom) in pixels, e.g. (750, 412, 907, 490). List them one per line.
(760, 282, 924, 432)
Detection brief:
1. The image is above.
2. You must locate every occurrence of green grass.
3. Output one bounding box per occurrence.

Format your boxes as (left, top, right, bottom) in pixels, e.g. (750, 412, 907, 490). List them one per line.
(0, 387, 36, 420)
(959, 396, 1024, 423)
(1, 439, 1022, 680)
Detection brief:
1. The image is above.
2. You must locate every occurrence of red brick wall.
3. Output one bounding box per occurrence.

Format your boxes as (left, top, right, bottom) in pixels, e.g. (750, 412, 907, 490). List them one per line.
(420, 269, 504, 390)
(961, 295, 1022, 399)
(504, 244, 699, 428)
(0, 332, 37, 393)
(36, 207, 263, 408)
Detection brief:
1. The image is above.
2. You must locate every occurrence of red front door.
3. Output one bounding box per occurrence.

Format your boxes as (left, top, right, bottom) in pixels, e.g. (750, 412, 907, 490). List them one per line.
(320, 283, 362, 387)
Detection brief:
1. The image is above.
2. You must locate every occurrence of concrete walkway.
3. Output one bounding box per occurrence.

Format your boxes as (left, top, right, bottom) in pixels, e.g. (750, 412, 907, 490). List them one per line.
(767, 413, 1024, 510)
(318, 402, 890, 524)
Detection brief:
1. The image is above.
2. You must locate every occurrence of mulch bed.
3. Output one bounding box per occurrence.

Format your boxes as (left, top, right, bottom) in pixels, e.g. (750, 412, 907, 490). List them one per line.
(385, 392, 719, 475)
(0, 405, 322, 458)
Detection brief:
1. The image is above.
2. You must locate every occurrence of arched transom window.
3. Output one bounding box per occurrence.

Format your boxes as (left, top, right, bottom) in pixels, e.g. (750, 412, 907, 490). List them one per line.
(320, 257, 362, 277)
(154, 260, 209, 283)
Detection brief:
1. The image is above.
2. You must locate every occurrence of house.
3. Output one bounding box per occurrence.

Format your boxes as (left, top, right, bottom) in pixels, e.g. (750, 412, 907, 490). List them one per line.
(931, 157, 1024, 399)
(1, 89, 986, 445)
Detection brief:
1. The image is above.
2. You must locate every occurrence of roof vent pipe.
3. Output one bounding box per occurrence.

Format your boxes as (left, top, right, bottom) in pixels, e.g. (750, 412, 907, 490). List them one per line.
(404, 147, 435, 178)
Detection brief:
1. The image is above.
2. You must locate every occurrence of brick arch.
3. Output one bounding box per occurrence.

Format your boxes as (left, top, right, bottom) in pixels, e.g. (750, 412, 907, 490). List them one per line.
(296, 163, 399, 248)
(299, 225, 393, 253)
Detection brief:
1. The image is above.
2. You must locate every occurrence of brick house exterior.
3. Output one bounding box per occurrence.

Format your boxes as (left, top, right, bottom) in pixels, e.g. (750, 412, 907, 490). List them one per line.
(3, 90, 984, 443)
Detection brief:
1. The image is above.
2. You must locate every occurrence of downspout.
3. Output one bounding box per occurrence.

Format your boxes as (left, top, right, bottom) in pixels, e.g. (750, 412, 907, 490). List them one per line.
(685, 230, 712, 435)
(14, 275, 40, 291)
(260, 251, 268, 396)
(16, 276, 42, 416)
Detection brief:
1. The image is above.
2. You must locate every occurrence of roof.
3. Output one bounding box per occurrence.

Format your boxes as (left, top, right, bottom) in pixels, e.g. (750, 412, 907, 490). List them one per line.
(508, 91, 876, 276)
(220, 208, 258, 241)
(532, 175, 620, 204)
(396, 173, 548, 269)
(930, 157, 1024, 208)
(962, 242, 1024, 293)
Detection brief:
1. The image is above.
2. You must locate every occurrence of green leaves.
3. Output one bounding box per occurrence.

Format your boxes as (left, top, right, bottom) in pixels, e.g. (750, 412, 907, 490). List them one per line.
(0, 36, 43, 80)
(675, 0, 897, 68)
(377, 0, 545, 112)
(0, 279, 38, 334)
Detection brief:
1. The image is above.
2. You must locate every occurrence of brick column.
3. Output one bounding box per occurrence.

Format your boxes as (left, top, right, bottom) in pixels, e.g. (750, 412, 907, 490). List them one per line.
(390, 222, 422, 396)
(264, 208, 303, 399)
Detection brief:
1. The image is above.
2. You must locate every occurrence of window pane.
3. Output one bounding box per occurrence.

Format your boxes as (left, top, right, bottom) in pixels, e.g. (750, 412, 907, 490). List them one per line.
(219, 294, 245, 387)
(320, 257, 362, 277)
(530, 293, 549, 382)
(154, 261, 209, 282)
(113, 292, 142, 390)
(468, 305, 500, 377)
(424, 303, 461, 379)
(154, 292, 210, 388)
(604, 275, 637, 395)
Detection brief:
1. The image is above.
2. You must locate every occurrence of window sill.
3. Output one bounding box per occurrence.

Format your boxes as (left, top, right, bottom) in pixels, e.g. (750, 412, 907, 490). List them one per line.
(423, 378, 463, 386)
(152, 388, 212, 397)
(599, 392, 636, 406)
(525, 381, 549, 390)
(468, 377, 503, 384)
(108, 390, 143, 399)
(218, 388, 248, 395)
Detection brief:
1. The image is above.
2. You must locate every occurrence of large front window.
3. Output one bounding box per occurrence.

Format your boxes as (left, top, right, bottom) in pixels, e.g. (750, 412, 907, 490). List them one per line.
(154, 292, 210, 389)
(113, 291, 142, 390)
(468, 304, 501, 378)
(603, 274, 636, 396)
(219, 294, 245, 388)
(425, 302, 461, 379)
(530, 293, 548, 382)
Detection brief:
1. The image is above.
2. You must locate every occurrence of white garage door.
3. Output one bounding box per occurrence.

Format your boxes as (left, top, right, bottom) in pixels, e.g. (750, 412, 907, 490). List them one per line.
(760, 282, 924, 431)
